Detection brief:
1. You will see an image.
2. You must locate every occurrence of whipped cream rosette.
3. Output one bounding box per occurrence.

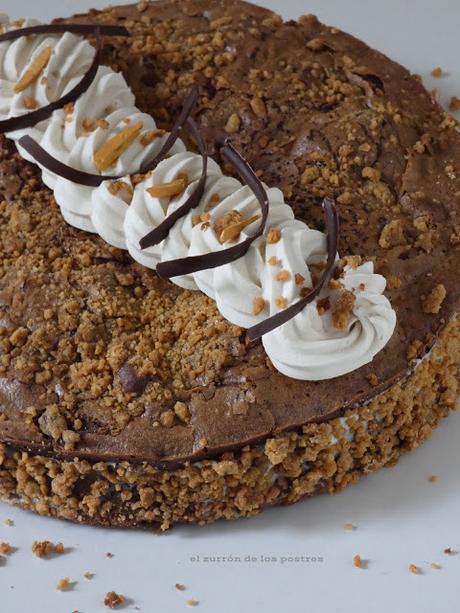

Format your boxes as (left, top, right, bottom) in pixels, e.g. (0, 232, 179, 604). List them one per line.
(0, 17, 397, 381)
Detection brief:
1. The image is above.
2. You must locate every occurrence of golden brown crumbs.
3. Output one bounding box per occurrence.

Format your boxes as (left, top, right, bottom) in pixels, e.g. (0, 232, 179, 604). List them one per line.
(316, 297, 331, 316)
(300, 166, 319, 185)
(332, 290, 355, 331)
(159, 409, 175, 428)
(82, 117, 96, 133)
(140, 129, 166, 145)
(225, 113, 241, 134)
(428, 474, 438, 482)
(353, 554, 364, 569)
(267, 228, 281, 244)
(63, 102, 74, 115)
(0, 542, 12, 555)
(275, 270, 291, 282)
(23, 96, 38, 110)
(97, 118, 110, 129)
(275, 297, 287, 309)
(386, 274, 402, 289)
(268, 256, 278, 266)
(137, 0, 149, 11)
(343, 523, 356, 531)
(449, 96, 460, 112)
(294, 273, 305, 286)
(108, 181, 134, 198)
(186, 599, 199, 607)
(367, 373, 379, 387)
(175, 583, 185, 591)
(431, 67, 443, 78)
(32, 540, 55, 558)
(192, 212, 210, 227)
(253, 296, 266, 316)
(146, 174, 188, 198)
(3, 519, 13, 527)
(218, 214, 259, 243)
(104, 591, 126, 609)
(299, 286, 313, 297)
(378, 219, 407, 249)
(174, 401, 190, 423)
(362, 166, 381, 182)
(306, 37, 332, 51)
(422, 283, 446, 314)
(408, 564, 420, 574)
(431, 562, 441, 569)
(56, 577, 71, 591)
(84, 571, 94, 580)
(250, 96, 267, 118)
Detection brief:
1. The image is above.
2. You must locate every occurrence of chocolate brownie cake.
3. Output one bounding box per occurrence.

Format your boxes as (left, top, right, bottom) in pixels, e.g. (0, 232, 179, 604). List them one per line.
(0, 0, 459, 530)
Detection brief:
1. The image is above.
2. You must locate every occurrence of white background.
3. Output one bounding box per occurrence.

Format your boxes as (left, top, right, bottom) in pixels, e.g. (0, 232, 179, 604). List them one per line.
(1, 1, 459, 612)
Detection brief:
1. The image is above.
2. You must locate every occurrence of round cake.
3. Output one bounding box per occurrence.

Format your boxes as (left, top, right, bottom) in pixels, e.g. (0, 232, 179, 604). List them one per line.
(0, 0, 459, 530)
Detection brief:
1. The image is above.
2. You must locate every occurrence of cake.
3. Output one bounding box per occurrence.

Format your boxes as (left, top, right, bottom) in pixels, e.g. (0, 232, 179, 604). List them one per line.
(0, 0, 459, 531)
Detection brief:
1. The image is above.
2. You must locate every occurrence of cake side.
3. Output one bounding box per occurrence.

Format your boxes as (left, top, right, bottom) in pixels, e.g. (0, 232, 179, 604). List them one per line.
(1, 316, 458, 530)
(0, 0, 459, 469)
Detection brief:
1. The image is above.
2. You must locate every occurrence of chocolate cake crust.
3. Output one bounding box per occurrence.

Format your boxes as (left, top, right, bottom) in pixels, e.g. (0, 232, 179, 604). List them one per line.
(0, 0, 460, 468)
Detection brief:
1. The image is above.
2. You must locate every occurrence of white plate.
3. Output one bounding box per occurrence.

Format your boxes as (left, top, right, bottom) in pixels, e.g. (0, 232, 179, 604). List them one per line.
(0, 1, 459, 611)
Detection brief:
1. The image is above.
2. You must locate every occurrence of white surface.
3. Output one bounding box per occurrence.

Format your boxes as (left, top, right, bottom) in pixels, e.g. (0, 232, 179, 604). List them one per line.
(1, 1, 460, 612)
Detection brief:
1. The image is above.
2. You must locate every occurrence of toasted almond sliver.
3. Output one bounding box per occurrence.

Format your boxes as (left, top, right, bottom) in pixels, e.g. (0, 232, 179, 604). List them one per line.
(14, 46, 52, 93)
(219, 214, 260, 243)
(146, 174, 188, 198)
(93, 122, 143, 172)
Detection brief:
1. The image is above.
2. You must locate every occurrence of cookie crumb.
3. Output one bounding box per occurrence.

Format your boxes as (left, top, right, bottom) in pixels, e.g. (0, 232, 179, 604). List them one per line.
(0, 542, 12, 555)
(106, 552, 114, 558)
(56, 577, 72, 591)
(104, 591, 126, 609)
(428, 474, 438, 482)
(408, 564, 420, 574)
(3, 519, 13, 527)
(84, 571, 94, 580)
(353, 554, 364, 568)
(32, 540, 54, 558)
(431, 67, 443, 78)
(443, 547, 456, 555)
(431, 562, 441, 569)
(186, 599, 199, 607)
(343, 523, 356, 531)
(449, 96, 460, 112)
(54, 542, 65, 554)
(422, 283, 446, 314)
(175, 583, 185, 591)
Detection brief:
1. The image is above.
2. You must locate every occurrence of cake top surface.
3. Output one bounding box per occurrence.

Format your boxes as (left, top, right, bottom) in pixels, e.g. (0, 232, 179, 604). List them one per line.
(0, 0, 459, 466)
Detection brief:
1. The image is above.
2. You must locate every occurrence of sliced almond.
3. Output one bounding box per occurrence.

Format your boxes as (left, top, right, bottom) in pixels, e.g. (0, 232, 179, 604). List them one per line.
(219, 214, 259, 243)
(146, 173, 188, 198)
(93, 122, 143, 172)
(14, 46, 52, 93)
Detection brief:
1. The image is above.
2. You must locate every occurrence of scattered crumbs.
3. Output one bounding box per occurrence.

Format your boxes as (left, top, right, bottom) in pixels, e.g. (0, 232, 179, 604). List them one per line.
(175, 583, 186, 591)
(84, 571, 94, 580)
(431, 562, 441, 570)
(186, 599, 199, 607)
(3, 519, 13, 527)
(106, 552, 114, 558)
(431, 67, 443, 78)
(54, 542, 65, 554)
(449, 96, 460, 112)
(104, 591, 126, 609)
(343, 523, 356, 531)
(408, 564, 421, 574)
(31, 540, 54, 558)
(443, 547, 457, 555)
(428, 474, 438, 482)
(0, 542, 12, 555)
(353, 554, 364, 569)
(56, 577, 72, 591)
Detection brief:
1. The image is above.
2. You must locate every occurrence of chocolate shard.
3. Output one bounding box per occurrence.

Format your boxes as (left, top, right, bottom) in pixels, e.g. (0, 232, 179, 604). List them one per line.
(0, 24, 130, 133)
(247, 197, 339, 340)
(155, 140, 269, 278)
(18, 85, 201, 188)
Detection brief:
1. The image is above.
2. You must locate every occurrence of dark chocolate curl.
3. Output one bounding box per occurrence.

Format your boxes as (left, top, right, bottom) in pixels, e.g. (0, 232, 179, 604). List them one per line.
(247, 197, 339, 340)
(0, 24, 129, 133)
(139, 116, 208, 248)
(18, 85, 201, 187)
(155, 141, 269, 279)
